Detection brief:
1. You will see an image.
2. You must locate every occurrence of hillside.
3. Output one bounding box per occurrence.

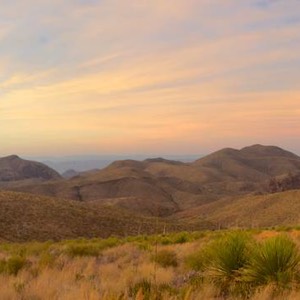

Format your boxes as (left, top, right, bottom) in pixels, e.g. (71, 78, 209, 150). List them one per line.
(176, 189, 300, 228)
(0, 191, 213, 242)
(0, 155, 61, 181)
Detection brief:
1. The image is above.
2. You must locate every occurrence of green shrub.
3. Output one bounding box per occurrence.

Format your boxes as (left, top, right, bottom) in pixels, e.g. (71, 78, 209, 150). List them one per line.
(243, 235, 300, 287)
(275, 226, 293, 232)
(185, 251, 206, 271)
(160, 237, 172, 245)
(6, 256, 27, 275)
(66, 244, 100, 257)
(135, 241, 151, 251)
(64, 237, 120, 257)
(0, 256, 28, 276)
(173, 232, 189, 244)
(152, 249, 178, 268)
(38, 252, 56, 268)
(0, 260, 6, 274)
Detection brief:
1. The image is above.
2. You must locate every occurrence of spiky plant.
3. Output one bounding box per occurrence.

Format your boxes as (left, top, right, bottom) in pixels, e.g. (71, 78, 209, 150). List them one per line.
(207, 232, 249, 280)
(204, 231, 251, 296)
(243, 235, 300, 288)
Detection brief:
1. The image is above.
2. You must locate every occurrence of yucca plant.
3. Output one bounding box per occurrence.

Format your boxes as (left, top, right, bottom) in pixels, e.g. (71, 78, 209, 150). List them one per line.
(204, 231, 251, 296)
(207, 232, 249, 280)
(243, 235, 300, 288)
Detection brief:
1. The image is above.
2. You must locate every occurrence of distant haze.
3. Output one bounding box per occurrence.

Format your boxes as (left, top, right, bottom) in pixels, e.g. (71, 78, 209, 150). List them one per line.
(26, 155, 202, 173)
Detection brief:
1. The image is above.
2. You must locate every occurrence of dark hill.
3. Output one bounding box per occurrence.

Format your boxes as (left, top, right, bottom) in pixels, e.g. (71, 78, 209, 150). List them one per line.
(193, 144, 300, 181)
(0, 155, 61, 181)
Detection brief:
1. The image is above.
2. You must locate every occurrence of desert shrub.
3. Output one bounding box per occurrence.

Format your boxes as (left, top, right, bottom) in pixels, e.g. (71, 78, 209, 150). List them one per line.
(0, 260, 6, 274)
(173, 232, 189, 244)
(185, 250, 207, 271)
(243, 235, 300, 287)
(38, 252, 56, 268)
(66, 244, 101, 257)
(152, 249, 178, 268)
(158, 232, 191, 245)
(135, 241, 151, 251)
(65, 237, 120, 257)
(6, 256, 28, 275)
(99, 237, 120, 249)
(0, 256, 28, 276)
(160, 237, 172, 245)
(275, 226, 293, 232)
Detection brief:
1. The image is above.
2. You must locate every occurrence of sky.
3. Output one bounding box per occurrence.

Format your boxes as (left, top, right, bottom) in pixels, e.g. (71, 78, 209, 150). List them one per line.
(1, 0, 300, 156)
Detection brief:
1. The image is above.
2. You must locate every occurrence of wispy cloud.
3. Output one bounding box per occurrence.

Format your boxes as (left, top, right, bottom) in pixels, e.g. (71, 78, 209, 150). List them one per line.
(1, 0, 300, 155)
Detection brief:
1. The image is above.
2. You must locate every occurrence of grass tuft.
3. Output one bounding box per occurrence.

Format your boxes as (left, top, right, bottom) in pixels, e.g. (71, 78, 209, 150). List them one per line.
(243, 235, 300, 287)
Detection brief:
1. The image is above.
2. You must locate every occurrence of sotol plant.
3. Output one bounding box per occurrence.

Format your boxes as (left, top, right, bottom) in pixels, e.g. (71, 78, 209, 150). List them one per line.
(243, 235, 300, 287)
(206, 232, 250, 281)
(203, 231, 252, 297)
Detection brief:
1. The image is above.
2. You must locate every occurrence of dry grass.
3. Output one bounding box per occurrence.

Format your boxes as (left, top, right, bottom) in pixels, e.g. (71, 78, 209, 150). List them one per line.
(0, 230, 300, 299)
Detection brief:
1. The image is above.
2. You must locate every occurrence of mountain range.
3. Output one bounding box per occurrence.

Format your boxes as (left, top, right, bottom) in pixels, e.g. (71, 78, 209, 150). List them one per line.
(1, 144, 300, 241)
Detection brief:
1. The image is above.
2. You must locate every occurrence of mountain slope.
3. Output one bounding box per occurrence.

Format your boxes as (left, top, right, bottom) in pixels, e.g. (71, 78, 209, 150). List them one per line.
(176, 189, 300, 228)
(0, 191, 212, 242)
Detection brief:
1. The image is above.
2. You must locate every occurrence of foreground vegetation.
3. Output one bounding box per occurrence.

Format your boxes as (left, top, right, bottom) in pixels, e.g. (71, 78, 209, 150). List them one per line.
(2, 229, 300, 299)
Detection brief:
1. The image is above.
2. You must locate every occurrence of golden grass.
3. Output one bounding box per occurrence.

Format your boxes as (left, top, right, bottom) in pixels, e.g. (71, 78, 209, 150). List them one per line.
(1, 230, 300, 299)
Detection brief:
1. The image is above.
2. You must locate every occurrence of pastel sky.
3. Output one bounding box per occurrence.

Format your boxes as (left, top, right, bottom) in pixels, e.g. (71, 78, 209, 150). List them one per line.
(1, 0, 300, 156)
